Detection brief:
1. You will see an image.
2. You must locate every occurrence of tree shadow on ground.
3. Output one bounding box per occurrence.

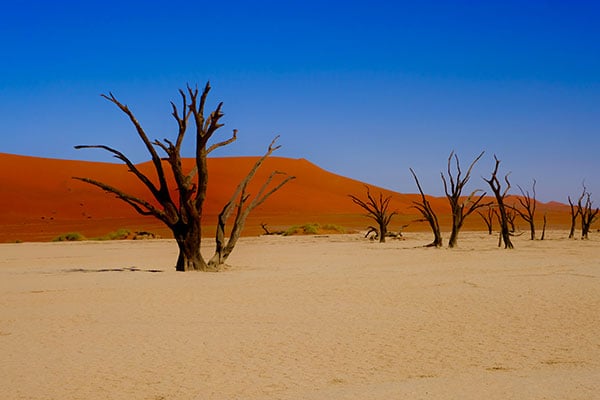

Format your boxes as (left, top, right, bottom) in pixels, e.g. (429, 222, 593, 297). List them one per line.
(63, 267, 163, 273)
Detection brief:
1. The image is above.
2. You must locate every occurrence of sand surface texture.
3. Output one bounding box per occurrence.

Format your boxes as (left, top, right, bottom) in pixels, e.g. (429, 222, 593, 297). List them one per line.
(1, 231, 599, 399)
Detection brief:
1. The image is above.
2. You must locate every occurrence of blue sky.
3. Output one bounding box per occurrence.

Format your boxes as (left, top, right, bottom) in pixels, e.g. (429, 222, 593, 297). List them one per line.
(1, 0, 599, 202)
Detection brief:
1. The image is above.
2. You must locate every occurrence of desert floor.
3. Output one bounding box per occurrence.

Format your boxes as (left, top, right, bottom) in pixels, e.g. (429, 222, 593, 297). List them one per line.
(1, 231, 599, 399)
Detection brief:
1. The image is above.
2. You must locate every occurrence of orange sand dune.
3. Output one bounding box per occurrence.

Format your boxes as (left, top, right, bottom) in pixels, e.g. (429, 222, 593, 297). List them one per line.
(0, 153, 571, 242)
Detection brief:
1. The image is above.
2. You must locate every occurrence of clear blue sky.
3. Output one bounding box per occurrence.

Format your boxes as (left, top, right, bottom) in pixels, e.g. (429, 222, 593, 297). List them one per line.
(1, 0, 599, 202)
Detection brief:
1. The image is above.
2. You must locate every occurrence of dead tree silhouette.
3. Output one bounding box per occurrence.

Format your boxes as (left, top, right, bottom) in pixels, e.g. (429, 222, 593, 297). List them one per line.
(441, 151, 489, 248)
(483, 156, 513, 249)
(349, 186, 397, 243)
(409, 168, 442, 248)
(74, 83, 294, 271)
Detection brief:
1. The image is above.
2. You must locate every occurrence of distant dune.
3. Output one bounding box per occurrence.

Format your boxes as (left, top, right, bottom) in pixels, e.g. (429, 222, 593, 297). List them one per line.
(0, 153, 571, 242)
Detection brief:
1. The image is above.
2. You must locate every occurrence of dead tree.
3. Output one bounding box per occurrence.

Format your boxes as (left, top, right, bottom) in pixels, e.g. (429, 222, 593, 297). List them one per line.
(483, 156, 513, 249)
(409, 168, 442, 247)
(514, 180, 537, 240)
(568, 195, 581, 239)
(506, 206, 518, 233)
(477, 205, 494, 235)
(540, 213, 547, 240)
(578, 186, 599, 240)
(349, 186, 397, 243)
(441, 151, 488, 248)
(74, 83, 294, 271)
(260, 223, 284, 235)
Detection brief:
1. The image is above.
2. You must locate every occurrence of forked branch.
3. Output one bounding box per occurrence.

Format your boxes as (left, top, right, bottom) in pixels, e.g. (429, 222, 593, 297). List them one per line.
(210, 137, 295, 267)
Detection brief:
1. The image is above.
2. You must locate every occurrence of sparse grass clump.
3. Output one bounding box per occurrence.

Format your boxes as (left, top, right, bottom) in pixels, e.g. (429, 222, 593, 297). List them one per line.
(51, 229, 158, 243)
(284, 223, 320, 236)
(94, 228, 131, 241)
(52, 232, 86, 242)
(321, 224, 346, 234)
(283, 223, 346, 236)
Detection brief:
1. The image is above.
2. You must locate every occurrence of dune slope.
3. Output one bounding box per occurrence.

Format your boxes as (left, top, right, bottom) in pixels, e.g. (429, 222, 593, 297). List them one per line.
(0, 153, 570, 242)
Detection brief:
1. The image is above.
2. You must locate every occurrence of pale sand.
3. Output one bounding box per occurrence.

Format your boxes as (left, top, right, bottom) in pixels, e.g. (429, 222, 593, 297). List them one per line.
(1, 231, 599, 399)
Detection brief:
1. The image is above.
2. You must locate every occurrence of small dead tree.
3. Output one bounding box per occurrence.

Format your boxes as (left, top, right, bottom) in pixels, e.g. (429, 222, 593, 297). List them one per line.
(568, 195, 581, 239)
(540, 213, 547, 240)
(506, 206, 518, 233)
(74, 83, 294, 271)
(409, 168, 442, 247)
(514, 180, 537, 240)
(441, 151, 488, 248)
(260, 223, 284, 235)
(477, 205, 495, 235)
(483, 156, 513, 249)
(349, 186, 397, 243)
(578, 186, 599, 240)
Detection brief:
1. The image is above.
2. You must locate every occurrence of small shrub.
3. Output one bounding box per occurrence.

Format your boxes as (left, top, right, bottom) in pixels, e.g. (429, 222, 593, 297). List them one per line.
(282, 223, 346, 236)
(321, 224, 346, 234)
(53, 232, 86, 242)
(95, 228, 131, 241)
(283, 223, 320, 236)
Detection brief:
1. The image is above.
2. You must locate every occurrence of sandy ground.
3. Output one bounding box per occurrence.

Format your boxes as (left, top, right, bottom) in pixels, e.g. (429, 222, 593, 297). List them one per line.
(1, 231, 599, 399)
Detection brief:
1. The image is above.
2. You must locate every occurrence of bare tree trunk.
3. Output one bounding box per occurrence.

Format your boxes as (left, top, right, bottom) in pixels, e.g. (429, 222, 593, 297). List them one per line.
(579, 187, 599, 240)
(448, 219, 461, 248)
(540, 213, 547, 240)
(378, 221, 388, 242)
(568, 196, 580, 239)
(173, 220, 209, 271)
(483, 156, 513, 249)
(410, 168, 442, 247)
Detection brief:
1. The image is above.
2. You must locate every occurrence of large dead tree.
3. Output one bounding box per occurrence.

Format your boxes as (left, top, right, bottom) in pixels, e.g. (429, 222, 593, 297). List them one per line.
(409, 168, 442, 247)
(441, 151, 488, 248)
(483, 156, 513, 249)
(349, 186, 397, 243)
(74, 83, 294, 271)
(514, 180, 537, 240)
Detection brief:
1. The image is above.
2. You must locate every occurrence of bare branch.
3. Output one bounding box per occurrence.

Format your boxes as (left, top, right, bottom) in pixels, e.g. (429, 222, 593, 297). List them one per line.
(207, 129, 238, 154)
(100, 92, 171, 197)
(74, 144, 163, 201)
(73, 177, 171, 224)
(210, 137, 295, 266)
